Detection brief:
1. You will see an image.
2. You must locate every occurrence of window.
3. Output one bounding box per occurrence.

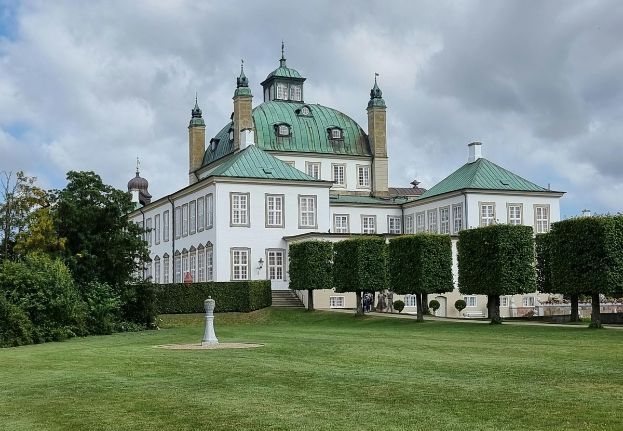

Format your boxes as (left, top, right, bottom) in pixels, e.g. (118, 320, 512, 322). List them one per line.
(276, 83, 288, 100)
(329, 128, 342, 139)
(427, 209, 438, 233)
(500, 296, 509, 307)
(182, 204, 189, 237)
(277, 124, 290, 137)
(298, 195, 317, 228)
(228, 128, 234, 141)
(416, 212, 426, 233)
(332, 164, 346, 187)
(439, 207, 450, 234)
(357, 165, 370, 188)
(404, 294, 418, 307)
(266, 194, 284, 228)
(197, 197, 205, 232)
(361, 215, 376, 234)
(163, 254, 170, 284)
(206, 247, 214, 281)
(189, 200, 196, 235)
(145, 260, 152, 281)
(197, 247, 205, 282)
(329, 296, 345, 308)
(523, 296, 535, 307)
(190, 248, 196, 282)
(452, 204, 463, 233)
(388, 216, 401, 234)
(154, 214, 160, 245)
(333, 214, 350, 233)
(508, 204, 522, 225)
(405, 214, 415, 234)
(205, 194, 214, 229)
(290, 85, 302, 101)
(534, 205, 550, 233)
(174, 253, 181, 283)
(305, 162, 321, 180)
(231, 193, 250, 227)
(154, 256, 161, 284)
(266, 249, 285, 280)
(174, 206, 181, 239)
(300, 106, 310, 116)
(182, 250, 189, 281)
(480, 202, 495, 227)
(464, 296, 477, 307)
(231, 248, 250, 280)
(145, 218, 152, 246)
(163, 210, 170, 242)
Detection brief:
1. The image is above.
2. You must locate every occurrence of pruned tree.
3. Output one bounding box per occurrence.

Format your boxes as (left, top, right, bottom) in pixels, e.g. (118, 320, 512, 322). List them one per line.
(288, 241, 333, 310)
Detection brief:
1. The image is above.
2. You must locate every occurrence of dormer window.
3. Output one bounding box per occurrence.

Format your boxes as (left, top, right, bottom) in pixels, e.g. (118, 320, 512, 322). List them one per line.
(276, 83, 288, 100)
(209, 138, 219, 152)
(290, 85, 302, 101)
(328, 128, 343, 140)
(228, 128, 234, 141)
(299, 106, 311, 116)
(276, 124, 291, 137)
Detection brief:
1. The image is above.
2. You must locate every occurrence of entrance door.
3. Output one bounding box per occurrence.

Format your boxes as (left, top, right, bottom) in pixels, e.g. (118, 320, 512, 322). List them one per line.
(435, 296, 447, 317)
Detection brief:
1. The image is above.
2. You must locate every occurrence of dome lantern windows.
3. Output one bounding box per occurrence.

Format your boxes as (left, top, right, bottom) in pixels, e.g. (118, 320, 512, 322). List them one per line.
(290, 85, 302, 101)
(276, 83, 288, 100)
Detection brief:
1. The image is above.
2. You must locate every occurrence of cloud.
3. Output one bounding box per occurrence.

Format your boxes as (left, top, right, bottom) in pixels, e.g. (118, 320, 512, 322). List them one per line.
(0, 0, 621, 216)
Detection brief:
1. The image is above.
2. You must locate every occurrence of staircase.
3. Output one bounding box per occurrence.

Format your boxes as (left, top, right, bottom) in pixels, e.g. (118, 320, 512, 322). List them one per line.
(271, 290, 305, 308)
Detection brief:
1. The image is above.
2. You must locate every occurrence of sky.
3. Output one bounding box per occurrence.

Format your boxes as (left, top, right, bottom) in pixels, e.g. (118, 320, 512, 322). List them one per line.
(0, 0, 621, 218)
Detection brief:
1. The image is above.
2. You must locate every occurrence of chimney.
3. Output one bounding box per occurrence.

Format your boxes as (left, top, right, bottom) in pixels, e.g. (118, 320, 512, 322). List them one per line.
(468, 142, 482, 163)
(239, 129, 255, 150)
(581, 209, 592, 217)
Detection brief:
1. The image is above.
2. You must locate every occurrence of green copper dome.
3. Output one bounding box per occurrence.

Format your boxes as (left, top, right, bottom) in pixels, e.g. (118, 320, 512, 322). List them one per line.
(202, 101, 371, 167)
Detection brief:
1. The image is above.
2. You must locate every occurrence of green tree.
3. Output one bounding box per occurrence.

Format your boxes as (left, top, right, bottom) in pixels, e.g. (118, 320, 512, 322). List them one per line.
(389, 234, 453, 321)
(458, 225, 536, 324)
(288, 241, 333, 310)
(549, 216, 623, 328)
(333, 237, 387, 315)
(53, 171, 148, 289)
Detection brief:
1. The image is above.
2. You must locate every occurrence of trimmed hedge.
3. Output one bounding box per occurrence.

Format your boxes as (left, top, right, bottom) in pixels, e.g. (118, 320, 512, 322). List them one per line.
(289, 241, 333, 310)
(154, 281, 272, 314)
(535, 233, 553, 294)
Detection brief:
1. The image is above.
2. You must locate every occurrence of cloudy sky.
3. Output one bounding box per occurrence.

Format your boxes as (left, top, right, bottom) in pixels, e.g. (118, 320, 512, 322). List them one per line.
(1, 0, 621, 217)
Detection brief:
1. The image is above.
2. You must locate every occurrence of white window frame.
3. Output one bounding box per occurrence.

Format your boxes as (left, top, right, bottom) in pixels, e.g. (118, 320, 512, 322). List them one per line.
(330, 128, 342, 139)
(189, 200, 196, 235)
(265, 194, 285, 228)
(231, 248, 250, 281)
(298, 195, 317, 229)
(163, 255, 170, 284)
(205, 193, 214, 229)
(464, 296, 477, 308)
(266, 249, 285, 281)
(332, 163, 346, 188)
(182, 250, 189, 281)
(333, 214, 350, 234)
(197, 197, 205, 232)
(404, 294, 418, 307)
(145, 218, 152, 246)
(427, 209, 438, 233)
(198, 247, 205, 282)
(357, 165, 370, 188)
(387, 216, 402, 234)
(230, 192, 250, 227)
(305, 162, 321, 180)
(290, 85, 302, 101)
(452, 204, 463, 234)
(500, 296, 509, 307)
(361, 215, 377, 234)
(329, 296, 345, 309)
(479, 202, 495, 227)
(174, 253, 181, 283)
(154, 214, 160, 245)
(405, 214, 415, 234)
(206, 247, 214, 281)
(174, 206, 181, 239)
(508, 203, 523, 226)
(154, 257, 160, 284)
(163, 210, 170, 242)
(416, 212, 426, 233)
(439, 206, 450, 234)
(276, 83, 288, 100)
(523, 296, 536, 307)
(190, 249, 197, 282)
(182, 203, 189, 237)
(300, 106, 310, 116)
(534, 204, 550, 233)
(277, 124, 290, 137)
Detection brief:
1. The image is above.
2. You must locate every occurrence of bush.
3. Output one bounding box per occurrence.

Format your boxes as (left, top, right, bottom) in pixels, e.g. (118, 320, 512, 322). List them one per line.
(429, 299, 440, 313)
(0, 254, 85, 342)
(154, 281, 271, 314)
(0, 295, 33, 348)
(455, 299, 466, 313)
(82, 281, 121, 335)
(121, 282, 157, 328)
(393, 300, 405, 313)
(289, 241, 333, 310)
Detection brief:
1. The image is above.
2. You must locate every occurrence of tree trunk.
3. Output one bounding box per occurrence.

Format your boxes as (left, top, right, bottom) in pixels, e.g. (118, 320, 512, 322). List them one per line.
(355, 291, 364, 316)
(570, 293, 579, 322)
(421, 293, 429, 315)
(307, 289, 314, 311)
(590, 292, 602, 328)
(488, 294, 502, 324)
(416, 293, 424, 322)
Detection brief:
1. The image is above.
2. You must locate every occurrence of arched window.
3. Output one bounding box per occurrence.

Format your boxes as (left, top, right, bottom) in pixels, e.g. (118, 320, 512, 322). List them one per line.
(163, 253, 170, 284)
(299, 106, 311, 116)
(277, 124, 290, 137)
(174, 251, 181, 283)
(154, 256, 161, 284)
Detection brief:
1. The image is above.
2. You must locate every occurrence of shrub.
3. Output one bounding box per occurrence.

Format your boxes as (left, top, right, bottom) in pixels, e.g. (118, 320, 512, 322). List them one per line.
(82, 281, 121, 335)
(429, 299, 440, 314)
(389, 234, 452, 321)
(393, 300, 405, 313)
(458, 225, 535, 324)
(0, 254, 85, 342)
(289, 241, 333, 310)
(334, 237, 387, 315)
(154, 281, 271, 314)
(121, 282, 157, 328)
(0, 295, 33, 348)
(455, 299, 466, 313)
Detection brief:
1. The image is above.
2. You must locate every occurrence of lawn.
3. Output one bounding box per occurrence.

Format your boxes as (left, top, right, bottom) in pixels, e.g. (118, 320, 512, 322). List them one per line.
(0, 309, 621, 431)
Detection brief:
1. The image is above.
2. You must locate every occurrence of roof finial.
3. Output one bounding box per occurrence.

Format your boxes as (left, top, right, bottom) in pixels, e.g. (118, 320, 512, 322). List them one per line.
(241, 58, 244, 74)
(136, 156, 140, 175)
(237, 59, 249, 88)
(279, 41, 286, 67)
(368, 73, 386, 108)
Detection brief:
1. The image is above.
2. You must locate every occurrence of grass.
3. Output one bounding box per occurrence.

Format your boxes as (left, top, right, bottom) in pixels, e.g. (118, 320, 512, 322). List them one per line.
(0, 308, 622, 431)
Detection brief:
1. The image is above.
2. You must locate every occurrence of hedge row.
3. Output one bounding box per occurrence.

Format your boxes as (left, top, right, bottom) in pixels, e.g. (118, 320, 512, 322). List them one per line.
(154, 281, 272, 314)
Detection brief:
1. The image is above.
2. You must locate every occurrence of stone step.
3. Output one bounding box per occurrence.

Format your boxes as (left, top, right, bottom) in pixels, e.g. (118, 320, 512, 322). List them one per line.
(271, 291, 305, 308)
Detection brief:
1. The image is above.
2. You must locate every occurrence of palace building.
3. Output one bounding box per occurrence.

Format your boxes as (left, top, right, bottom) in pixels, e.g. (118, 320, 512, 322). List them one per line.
(128, 47, 564, 317)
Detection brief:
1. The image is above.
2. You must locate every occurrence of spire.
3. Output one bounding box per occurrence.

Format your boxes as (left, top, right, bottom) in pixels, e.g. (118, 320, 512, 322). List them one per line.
(279, 41, 286, 67)
(136, 156, 140, 176)
(189, 95, 205, 127)
(368, 72, 386, 108)
(237, 59, 249, 88)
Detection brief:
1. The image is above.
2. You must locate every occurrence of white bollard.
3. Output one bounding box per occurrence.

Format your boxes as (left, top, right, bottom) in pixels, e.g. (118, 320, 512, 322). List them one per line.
(201, 297, 219, 346)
